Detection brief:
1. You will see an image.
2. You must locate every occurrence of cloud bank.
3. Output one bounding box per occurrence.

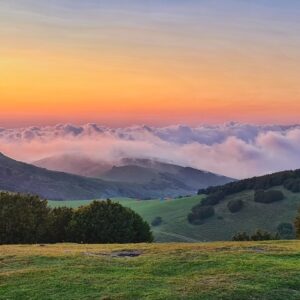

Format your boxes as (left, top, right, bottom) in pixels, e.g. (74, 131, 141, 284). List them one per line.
(1, 122, 300, 179)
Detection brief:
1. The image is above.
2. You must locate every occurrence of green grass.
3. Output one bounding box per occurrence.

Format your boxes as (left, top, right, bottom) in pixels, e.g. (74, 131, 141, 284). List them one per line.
(1, 241, 300, 299)
(48, 187, 300, 243)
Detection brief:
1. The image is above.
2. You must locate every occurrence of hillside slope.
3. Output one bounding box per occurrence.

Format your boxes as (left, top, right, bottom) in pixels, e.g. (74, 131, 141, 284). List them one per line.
(0, 153, 232, 200)
(34, 155, 235, 197)
(0, 153, 145, 200)
(34, 154, 112, 177)
(49, 184, 300, 242)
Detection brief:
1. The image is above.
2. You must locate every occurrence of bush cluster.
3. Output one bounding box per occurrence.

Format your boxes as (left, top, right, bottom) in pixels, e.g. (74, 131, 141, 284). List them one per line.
(232, 230, 279, 241)
(295, 209, 300, 239)
(227, 199, 243, 213)
(151, 217, 162, 227)
(284, 178, 300, 193)
(188, 205, 215, 225)
(254, 190, 284, 204)
(0, 192, 153, 244)
(277, 223, 295, 239)
(201, 191, 226, 206)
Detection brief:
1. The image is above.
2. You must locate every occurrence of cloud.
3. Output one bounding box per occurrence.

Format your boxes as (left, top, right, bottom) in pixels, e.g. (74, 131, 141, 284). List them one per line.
(1, 123, 300, 179)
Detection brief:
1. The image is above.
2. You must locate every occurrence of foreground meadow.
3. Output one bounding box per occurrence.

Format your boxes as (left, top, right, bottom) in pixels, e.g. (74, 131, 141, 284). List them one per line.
(1, 241, 300, 299)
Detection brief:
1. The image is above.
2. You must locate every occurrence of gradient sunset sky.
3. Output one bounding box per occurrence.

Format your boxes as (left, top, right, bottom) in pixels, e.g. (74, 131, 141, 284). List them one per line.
(1, 0, 300, 127)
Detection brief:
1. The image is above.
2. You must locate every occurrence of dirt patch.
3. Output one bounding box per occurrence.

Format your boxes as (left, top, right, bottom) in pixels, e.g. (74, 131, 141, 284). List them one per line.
(245, 247, 266, 253)
(111, 250, 142, 257)
(83, 250, 142, 258)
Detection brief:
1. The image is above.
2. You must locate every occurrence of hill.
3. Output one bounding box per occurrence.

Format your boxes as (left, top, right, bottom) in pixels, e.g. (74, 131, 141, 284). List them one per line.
(48, 190, 299, 243)
(0, 153, 149, 200)
(33, 154, 112, 177)
(102, 158, 234, 190)
(49, 185, 300, 242)
(0, 153, 233, 200)
(1, 241, 300, 299)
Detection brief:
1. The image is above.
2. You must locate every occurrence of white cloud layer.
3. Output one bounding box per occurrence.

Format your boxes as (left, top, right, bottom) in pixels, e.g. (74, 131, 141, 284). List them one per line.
(1, 122, 300, 179)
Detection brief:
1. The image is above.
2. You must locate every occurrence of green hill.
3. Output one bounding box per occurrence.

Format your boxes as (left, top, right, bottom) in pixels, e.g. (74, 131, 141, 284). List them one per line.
(49, 185, 300, 242)
(1, 241, 300, 299)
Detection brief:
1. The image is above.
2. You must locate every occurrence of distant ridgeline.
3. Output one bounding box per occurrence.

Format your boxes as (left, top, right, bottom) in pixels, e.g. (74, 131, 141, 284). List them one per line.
(198, 169, 300, 197)
(188, 169, 300, 226)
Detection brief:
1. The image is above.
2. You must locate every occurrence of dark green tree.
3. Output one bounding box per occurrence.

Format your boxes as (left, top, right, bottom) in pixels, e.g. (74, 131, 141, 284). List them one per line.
(227, 199, 243, 213)
(188, 205, 215, 225)
(0, 192, 49, 244)
(232, 232, 250, 241)
(47, 207, 74, 243)
(250, 230, 279, 241)
(68, 200, 153, 243)
(295, 209, 300, 239)
(277, 222, 295, 239)
(151, 216, 162, 227)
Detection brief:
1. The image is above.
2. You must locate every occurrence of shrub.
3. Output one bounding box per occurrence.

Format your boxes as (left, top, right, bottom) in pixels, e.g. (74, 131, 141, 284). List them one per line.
(0, 192, 50, 244)
(232, 230, 279, 241)
(232, 232, 250, 241)
(47, 207, 74, 243)
(250, 230, 279, 241)
(295, 209, 300, 239)
(284, 178, 300, 193)
(254, 190, 284, 204)
(188, 205, 215, 225)
(151, 217, 162, 227)
(0, 193, 153, 244)
(201, 191, 226, 206)
(277, 222, 295, 239)
(68, 200, 153, 243)
(227, 199, 243, 213)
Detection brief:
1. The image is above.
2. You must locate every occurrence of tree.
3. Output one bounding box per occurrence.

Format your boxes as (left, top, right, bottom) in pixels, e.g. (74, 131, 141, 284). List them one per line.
(250, 230, 279, 241)
(295, 209, 300, 239)
(232, 232, 250, 241)
(0, 192, 49, 244)
(227, 199, 243, 213)
(47, 207, 73, 243)
(201, 191, 226, 206)
(232, 230, 279, 241)
(68, 200, 153, 243)
(254, 190, 284, 204)
(284, 178, 300, 193)
(188, 205, 215, 225)
(0, 193, 152, 244)
(277, 223, 295, 239)
(151, 217, 162, 227)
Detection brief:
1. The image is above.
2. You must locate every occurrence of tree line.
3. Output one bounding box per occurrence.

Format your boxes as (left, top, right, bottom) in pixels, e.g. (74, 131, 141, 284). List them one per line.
(0, 192, 153, 244)
(198, 169, 300, 196)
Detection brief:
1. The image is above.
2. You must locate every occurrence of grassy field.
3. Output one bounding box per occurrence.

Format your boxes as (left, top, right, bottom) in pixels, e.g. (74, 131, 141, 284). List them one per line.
(1, 241, 300, 299)
(48, 187, 300, 242)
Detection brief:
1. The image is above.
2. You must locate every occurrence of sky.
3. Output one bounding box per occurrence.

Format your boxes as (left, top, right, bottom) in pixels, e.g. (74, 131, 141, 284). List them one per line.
(1, 0, 300, 127)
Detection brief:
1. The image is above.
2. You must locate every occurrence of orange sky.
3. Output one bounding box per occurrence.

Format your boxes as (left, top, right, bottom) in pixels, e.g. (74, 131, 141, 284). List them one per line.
(1, 1, 300, 127)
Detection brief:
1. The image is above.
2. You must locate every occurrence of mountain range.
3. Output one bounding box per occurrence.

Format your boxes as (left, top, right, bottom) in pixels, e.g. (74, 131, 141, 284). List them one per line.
(0, 153, 234, 200)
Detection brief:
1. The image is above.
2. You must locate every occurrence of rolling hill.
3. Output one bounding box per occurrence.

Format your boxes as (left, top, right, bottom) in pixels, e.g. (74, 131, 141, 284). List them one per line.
(34, 154, 234, 197)
(0, 153, 139, 200)
(0, 153, 233, 200)
(34, 154, 112, 177)
(49, 187, 300, 242)
(102, 158, 234, 190)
